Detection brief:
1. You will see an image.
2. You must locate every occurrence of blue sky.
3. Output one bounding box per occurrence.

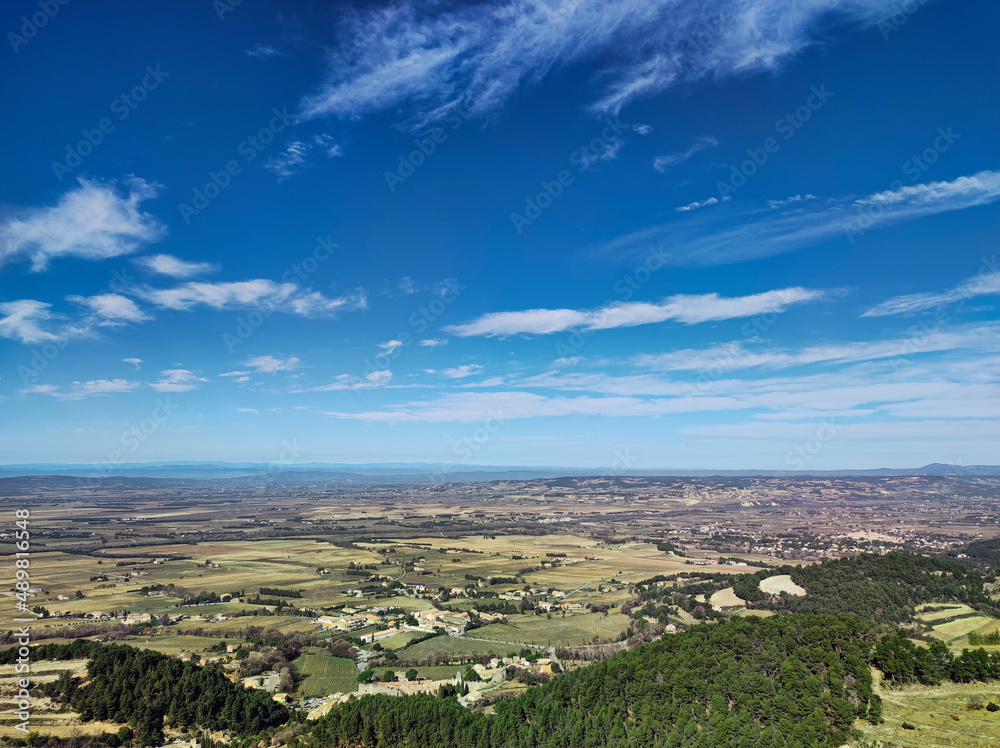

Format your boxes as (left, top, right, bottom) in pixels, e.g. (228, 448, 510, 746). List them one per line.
(1, 0, 998, 471)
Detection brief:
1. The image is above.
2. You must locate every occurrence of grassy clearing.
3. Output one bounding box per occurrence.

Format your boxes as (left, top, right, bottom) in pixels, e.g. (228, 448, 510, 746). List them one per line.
(855, 679, 1000, 747)
(467, 612, 630, 647)
(710, 587, 744, 610)
(916, 604, 976, 622)
(400, 635, 508, 662)
(297, 654, 359, 697)
(759, 575, 806, 596)
(930, 616, 995, 642)
(378, 631, 427, 650)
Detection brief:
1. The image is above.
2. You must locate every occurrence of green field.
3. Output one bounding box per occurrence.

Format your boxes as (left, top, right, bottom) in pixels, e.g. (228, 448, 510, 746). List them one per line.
(856, 674, 1000, 747)
(467, 611, 630, 647)
(400, 635, 510, 662)
(296, 655, 359, 697)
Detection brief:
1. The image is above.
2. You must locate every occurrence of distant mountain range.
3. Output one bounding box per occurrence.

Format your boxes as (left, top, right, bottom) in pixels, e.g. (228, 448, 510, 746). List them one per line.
(0, 461, 998, 483)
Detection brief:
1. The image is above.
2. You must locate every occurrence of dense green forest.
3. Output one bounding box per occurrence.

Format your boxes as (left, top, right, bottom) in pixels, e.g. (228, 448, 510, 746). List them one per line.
(628, 552, 995, 624)
(731, 553, 995, 621)
(948, 536, 1000, 573)
(297, 614, 881, 748)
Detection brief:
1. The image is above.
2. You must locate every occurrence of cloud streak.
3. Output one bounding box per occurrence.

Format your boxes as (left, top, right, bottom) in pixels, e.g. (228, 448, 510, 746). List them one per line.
(445, 287, 825, 337)
(594, 171, 1000, 266)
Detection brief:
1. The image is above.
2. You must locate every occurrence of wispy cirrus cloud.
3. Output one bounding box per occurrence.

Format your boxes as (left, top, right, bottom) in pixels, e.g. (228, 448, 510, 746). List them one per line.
(20, 378, 140, 400)
(148, 369, 207, 393)
(653, 135, 718, 172)
(245, 354, 300, 373)
(301, 0, 910, 126)
(594, 170, 1000, 266)
(634, 322, 1000, 372)
(427, 364, 483, 378)
(138, 279, 367, 317)
(862, 262, 1000, 317)
(445, 287, 825, 337)
(266, 134, 343, 180)
(0, 177, 163, 271)
(135, 253, 218, 278)
(308, 370, 393, 391)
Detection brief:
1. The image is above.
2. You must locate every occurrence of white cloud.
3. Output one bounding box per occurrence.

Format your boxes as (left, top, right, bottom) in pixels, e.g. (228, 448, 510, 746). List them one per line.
(20, 378, 140, 400)
(653, 136, 718, 172)
(418, 338, 448, 347)
(577, 138, 622, 169)
(445, 287, 825, 337)
(0, 177, 163, 271)
(553, 356, 582, 367)
(135, 254, 218, 278)
(377, 340, 405, 355)
(0, 300, 70, 344)
(676, 196, 730, 212)
(863, 262, 1000, 317)
(219, 370, 251, 378)
(247, 44, 282, 58)
(139, 280, 366, 317)
(237, 407, 260, 413)
(148, 369, 207, 393)
(245, 355, 300, 373)
(122, 358, 143, 370)
(67, 293, 151, 326)
(266, 134, 343, 180)
(439, 364, 483, 378)
(766, 193, 817, 209)
(633, 124, 653, 135)
(634, 324, 1000, 372)
(595, 171, 1000, 266)
(309, 370, 392, 391)
(301, 0, 905, 125)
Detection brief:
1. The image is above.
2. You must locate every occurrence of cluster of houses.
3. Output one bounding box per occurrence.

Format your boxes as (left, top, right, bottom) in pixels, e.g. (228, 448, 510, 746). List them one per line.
(314, 604, 508, 640)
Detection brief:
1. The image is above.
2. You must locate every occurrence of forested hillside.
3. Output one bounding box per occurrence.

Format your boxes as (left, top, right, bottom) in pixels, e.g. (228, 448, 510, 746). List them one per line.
(296, 614, 882, 748)
(11, 643, 288, 746)
(731, 552, 994, 621)
(630, 552, 995, 624)
(948, 536, 1000, 573)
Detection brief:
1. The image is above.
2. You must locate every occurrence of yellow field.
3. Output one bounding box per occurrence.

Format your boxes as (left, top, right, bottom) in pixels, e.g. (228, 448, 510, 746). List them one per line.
(710, 587, 744, 610)
(759, 575, 806, 596)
